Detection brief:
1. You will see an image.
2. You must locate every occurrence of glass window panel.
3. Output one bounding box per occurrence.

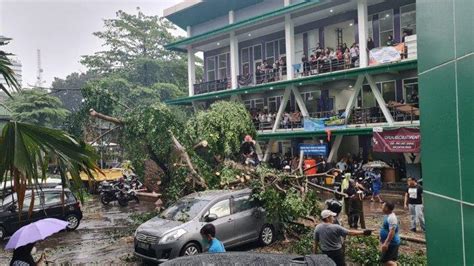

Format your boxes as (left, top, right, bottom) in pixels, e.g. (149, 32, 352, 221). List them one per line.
(368, 15, 374, 39)
(255, 99, 264, 111)
(379, 10, 394, 32)
(218, 68, 227, 79)
(266, 42, 274, 58)
(218, 54, 227, 68)
(362, 85, 377, 108)
(209, 199, 230, 218)
(254, 45, 262, 60)
(382, 81, 396, 102)
(380, 31, 393, 46)
(44, 193, 62, 206)
(279, 39, 286, 56)
(233, 195, 255, 213)
(207, 57, 215, 70)
(401, 4, 416, 34)
(242, 48, 249, 63)
(207, 70, 215, 81)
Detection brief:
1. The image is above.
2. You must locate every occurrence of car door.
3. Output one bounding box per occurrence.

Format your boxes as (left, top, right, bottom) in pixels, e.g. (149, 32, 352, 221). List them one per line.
(42, 192, 64, 219)
(230, 194, 263, 244)
(205, 198, 234, 246)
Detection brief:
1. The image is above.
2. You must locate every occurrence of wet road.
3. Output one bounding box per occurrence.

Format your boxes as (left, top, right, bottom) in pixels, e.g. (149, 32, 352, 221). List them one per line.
(0, 197, 156, 265)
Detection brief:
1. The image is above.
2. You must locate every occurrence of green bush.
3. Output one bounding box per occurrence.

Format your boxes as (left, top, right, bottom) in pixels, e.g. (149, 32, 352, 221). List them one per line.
(288, 231, 314, 255)
(398, 250, 428, 266)
(345, 236, 380, 265)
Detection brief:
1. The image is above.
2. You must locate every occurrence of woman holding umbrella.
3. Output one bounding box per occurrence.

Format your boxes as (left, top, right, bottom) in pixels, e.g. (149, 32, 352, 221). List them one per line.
(10, 243, 46, 266)
(6, 218, 69, 266)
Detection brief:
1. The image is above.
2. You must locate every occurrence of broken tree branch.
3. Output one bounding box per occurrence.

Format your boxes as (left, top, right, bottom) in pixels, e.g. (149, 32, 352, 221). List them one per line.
(89, 109, 124, 125)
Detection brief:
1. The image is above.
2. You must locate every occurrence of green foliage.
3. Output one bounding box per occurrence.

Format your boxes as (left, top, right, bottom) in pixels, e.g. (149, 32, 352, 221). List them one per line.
(0, 37, 20, 95)
(130, 210, 160, 226)
(6, 89, 70, 128)
(81, 9, 182, 73)
(288, 231, 314, 255)
(187, 101, 256, 159)
(345, 236, 380, 265)
(398, 250, 428, 266)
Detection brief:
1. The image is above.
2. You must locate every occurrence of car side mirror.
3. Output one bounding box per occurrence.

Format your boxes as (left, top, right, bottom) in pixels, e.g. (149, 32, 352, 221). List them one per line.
(205, 213, 218, 222)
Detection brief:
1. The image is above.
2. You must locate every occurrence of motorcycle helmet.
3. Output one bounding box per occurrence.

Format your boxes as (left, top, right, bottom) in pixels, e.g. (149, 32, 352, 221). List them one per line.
(325, 199, 343, 215)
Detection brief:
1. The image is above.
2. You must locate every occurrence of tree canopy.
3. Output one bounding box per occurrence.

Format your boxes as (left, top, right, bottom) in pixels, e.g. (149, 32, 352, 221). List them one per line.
(6, 89, 70, 128)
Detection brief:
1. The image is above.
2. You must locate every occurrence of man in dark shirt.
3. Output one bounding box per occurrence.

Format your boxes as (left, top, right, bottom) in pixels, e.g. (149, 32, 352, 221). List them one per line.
(404, 177, 425, 232)
(240, 135, 257, 166)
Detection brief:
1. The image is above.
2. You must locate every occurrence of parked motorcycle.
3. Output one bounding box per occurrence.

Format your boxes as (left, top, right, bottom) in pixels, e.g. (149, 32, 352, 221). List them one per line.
(98, 179, 140, 207)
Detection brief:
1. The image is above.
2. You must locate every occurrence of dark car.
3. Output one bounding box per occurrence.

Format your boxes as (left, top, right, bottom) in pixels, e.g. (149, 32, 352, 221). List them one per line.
(0, 188, 83, 240)
(162, 253, 336, 266)
(134, 189, 277, 263)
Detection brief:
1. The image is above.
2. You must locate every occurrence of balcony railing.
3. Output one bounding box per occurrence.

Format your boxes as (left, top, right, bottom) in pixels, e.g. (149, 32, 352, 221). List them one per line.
(349, 102, 419, 125)
(193, 78, 230, 95)
(238, 66, 288, 87)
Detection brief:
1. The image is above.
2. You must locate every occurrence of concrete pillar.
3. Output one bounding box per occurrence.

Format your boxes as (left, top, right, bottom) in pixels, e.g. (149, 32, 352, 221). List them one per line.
(263, 140, 275, 162)
(187, 26, 195, 96)
(292, 86, 309, 117)
(357, 0, 369, 67)
(229, 10, 235, 24)
(285, 14, 295, 80)
(230, 32, 239, 89)
(327, 135, 343, 163)
(284, 0, 291, 6)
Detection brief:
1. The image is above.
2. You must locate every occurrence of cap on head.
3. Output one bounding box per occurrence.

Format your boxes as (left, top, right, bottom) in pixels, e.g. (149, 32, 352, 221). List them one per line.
(321, 209, 337, 219)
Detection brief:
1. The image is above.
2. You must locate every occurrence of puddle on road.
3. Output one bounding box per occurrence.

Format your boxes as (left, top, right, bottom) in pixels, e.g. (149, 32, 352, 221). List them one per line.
(0, 196, 157, 265)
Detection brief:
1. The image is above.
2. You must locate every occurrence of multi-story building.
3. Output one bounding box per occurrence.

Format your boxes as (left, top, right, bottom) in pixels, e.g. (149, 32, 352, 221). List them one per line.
(164, 0, 420, 177)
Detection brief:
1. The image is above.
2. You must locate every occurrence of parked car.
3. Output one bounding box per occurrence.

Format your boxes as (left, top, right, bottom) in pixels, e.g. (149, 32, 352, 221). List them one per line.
(134, 189, 277, 263)
(0, 188, 83, 240)
(162, 253, 336, 266)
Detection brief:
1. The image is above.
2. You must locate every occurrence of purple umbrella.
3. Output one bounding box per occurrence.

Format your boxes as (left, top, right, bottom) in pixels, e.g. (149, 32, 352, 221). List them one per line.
(5, 218, 69, 250)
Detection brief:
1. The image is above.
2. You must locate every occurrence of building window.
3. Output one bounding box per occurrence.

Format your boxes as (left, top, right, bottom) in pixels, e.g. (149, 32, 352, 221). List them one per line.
(265, 41, 275, 65)
(254, 44, 262, 61)
(400, 4, 416, 35)
(381, 81, 396, 103)
(403, 78, 418, 104)
(244, 98, 264, 111)
(206, 56, 216, 81)
(218, 53, 228, 79)
(368, 15, 374, 40)
(268, 95, 283, 113)
(301, 92, 317, 113)
(278, 39, 286, 57)
(241, 47, 250, 75)
(359, 80, 396, 107)
(379, 9, 394, 46)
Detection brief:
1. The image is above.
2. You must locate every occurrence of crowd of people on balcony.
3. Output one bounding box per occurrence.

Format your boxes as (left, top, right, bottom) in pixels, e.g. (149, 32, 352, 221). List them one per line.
(300, 42, 361, 77)
(255, 57, 287, 84)
(250, 109, 303, 130)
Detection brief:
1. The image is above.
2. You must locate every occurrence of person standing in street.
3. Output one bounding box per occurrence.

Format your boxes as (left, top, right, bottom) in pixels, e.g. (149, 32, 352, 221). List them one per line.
(314, 210, 372, 266)
(200, 224, 226, 253)
(404, 177, 425, 232)
(380, 202, 401, 266)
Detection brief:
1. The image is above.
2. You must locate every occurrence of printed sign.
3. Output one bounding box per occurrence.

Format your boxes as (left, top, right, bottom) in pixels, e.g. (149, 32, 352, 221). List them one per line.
(303, 117, 346, 131)
(299, 144, 328, 156)
(372, 127, 421, 153)
(369, 43, 404, 65)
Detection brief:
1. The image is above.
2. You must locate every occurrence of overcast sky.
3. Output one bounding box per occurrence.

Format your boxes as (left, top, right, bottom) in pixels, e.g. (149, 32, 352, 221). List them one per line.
(0, 0, 185, 87)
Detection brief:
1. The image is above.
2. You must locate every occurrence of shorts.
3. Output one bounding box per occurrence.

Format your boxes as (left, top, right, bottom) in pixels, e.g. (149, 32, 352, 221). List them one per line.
(381, 245, 399, 263)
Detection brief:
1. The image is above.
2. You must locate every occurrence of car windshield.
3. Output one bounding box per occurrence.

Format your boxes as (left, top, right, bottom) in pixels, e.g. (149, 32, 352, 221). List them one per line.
(161, 198, 210, 222)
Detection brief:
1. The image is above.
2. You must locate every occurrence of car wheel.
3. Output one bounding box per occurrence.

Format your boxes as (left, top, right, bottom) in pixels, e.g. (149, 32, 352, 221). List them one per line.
(180, 242, 201, 256)
(0, 226, 6, 240)
(66, 214, 80, 231)
(259, 224, 275, 246)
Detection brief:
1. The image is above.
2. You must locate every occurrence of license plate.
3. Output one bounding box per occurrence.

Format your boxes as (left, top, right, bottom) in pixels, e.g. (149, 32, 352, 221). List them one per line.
(137, 242, 149, 249)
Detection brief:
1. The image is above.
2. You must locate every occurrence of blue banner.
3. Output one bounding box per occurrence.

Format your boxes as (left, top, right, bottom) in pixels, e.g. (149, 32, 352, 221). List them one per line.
(299, 144, 328, 156)
(303, 117, 347, 131)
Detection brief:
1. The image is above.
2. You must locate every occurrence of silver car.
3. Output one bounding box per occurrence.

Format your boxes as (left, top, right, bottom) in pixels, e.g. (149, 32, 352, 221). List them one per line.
(134, 189, 276, 263)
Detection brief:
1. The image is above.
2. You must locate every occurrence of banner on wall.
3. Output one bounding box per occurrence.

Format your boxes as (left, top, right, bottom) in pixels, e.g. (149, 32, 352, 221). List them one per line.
(372, 127, 421, 153)
(369, 43, 404, 65)
(303, 117, 346, 131)
(299, 144, 328, 156)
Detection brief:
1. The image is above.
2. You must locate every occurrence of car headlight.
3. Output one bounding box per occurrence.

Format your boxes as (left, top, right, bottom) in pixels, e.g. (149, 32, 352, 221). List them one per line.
(158, 229, 187, 244)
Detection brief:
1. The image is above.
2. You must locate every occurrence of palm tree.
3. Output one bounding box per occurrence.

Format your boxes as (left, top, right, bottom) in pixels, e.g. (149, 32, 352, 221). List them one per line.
(1, 39, 100, 212)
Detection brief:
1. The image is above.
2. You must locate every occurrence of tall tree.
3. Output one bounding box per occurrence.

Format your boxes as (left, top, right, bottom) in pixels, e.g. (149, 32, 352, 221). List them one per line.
(81, 9, 184, 73)
(6, 89, 70, 128)
(51, 72, 97, 112)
